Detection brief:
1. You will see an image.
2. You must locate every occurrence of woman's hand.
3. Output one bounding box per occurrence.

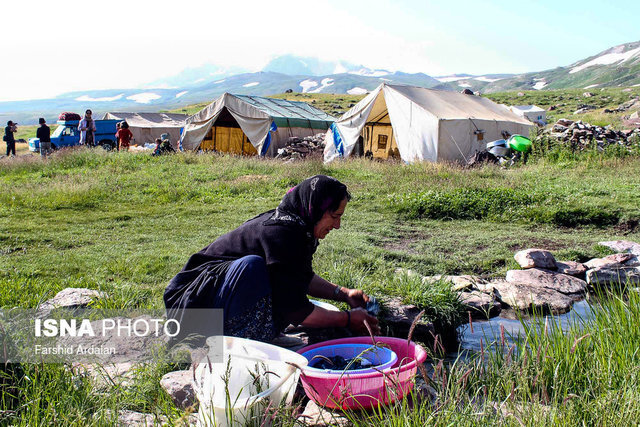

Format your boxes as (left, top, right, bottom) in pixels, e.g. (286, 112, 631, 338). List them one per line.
(344, 288, 369, 309)
(348, 308, 380, 335)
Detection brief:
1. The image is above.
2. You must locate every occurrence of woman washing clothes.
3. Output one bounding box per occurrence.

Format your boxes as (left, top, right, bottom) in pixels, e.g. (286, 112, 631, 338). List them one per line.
(164, 175, 380, 342)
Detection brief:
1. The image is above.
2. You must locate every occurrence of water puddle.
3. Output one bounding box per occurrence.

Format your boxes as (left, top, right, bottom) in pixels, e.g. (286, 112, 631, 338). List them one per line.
(455, 299, 595, 354)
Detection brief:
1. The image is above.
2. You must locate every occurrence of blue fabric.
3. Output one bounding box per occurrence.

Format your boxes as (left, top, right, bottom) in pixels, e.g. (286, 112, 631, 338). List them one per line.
(330, 122, 344, 157)
(261, 121, 277, 156)
(215, 255, 271, 320)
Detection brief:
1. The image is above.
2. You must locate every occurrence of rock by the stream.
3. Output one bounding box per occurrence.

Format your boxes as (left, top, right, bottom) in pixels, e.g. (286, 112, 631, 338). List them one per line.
(584, 253, 634, 269)
(514, 249, 557, 270)
(160, 370, 197, 410)
(555, 261, 588, 277)
(598, 240, 640, 256)
(492, 280, 574, 313)
(38, 287, 107, 316)
(505, 268, 587, 295)
(297, 400, 350, 426)
(473, 282, 497, 294)
(586, 267, 640, 287)
(458, 291, 501, 319)
(379, 297, 434, 340)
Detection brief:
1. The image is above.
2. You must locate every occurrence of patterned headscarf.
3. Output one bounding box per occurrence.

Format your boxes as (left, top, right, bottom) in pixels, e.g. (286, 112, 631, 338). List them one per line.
(269, 175, 350, 231)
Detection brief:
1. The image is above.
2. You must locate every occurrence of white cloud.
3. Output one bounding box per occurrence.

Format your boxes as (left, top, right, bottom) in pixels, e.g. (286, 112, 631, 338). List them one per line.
(243, 82, 260, 87)
(474, 76, 502, 82)
(175, 91, 188, 98)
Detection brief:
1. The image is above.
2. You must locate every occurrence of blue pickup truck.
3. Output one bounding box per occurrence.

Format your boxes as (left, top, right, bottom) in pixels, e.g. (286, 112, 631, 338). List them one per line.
(29, 119, 119, 152)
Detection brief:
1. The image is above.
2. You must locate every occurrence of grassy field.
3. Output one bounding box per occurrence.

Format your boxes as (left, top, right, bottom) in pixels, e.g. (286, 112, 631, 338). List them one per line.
(484, 87, 640, 129)
(1, 147, 640, 424)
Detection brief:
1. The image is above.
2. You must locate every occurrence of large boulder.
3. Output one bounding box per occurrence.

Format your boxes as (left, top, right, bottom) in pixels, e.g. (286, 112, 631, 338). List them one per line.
(38, 287, 107, 316)
(598, 240, 640, 256)
(555, 261, 587, 277)
(514, 249, 557, 269)
(586, 267, 640, 287)
(492, 280, 574, 314)
(505, 268, 587, 295)
(379, 297, 434, 341)
(584, 253, 634, 269)
(160, 370, 197, 410)
(458, 290, 501, 319)
(556, 118, 574, 127)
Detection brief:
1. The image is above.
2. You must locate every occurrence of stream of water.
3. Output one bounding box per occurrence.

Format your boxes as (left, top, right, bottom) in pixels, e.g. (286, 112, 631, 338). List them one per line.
(454, 299, 595, 355)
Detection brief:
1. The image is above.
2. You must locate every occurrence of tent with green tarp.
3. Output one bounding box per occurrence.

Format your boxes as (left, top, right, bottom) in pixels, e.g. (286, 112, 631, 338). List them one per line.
(180, 93, 335, 156)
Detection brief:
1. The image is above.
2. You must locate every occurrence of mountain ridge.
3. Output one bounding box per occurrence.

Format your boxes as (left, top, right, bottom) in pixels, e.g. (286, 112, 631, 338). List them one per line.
(2, 42, 639, 124)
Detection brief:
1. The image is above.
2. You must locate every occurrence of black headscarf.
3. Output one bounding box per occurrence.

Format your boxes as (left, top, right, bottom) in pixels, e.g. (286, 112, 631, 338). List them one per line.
(267, 175, 350, 232)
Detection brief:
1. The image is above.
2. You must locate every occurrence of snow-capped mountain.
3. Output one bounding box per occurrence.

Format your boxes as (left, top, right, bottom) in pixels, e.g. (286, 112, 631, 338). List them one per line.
(3, 44, 640, 124)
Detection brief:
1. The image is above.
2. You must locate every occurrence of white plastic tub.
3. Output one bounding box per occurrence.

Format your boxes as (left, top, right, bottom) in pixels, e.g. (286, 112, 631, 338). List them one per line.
(193, 336, 308, 427)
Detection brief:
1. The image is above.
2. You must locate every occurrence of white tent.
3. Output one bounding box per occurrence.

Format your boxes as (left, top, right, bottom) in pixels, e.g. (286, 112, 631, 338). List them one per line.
(324, 83, 533, 163)
(508, 105, 547, 125)
(102, 112, 187, 148)
(180, 93, 334, 156)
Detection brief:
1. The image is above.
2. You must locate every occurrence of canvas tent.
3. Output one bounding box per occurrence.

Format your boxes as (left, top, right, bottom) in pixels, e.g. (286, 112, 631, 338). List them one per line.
(101, 112, 188, 148)
(508, 105, 547, 125)
(324, 83, 533, 163)
(180, 93, 335, 156)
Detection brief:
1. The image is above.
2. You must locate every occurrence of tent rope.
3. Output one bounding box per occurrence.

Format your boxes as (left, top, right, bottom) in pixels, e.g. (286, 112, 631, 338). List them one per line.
(441, 126, 469, 164)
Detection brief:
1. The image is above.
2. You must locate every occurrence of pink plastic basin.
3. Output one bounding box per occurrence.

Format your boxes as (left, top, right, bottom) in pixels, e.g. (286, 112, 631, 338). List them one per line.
(297, 337, 427, 410)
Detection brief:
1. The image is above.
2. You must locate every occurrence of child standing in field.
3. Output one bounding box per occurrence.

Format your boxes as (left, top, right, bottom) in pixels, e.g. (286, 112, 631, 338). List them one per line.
(116, 121, 133, 151)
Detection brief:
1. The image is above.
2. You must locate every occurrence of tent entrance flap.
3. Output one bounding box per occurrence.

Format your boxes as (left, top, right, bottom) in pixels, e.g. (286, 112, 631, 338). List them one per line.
(200, 107, 258, 155)
(363, 123, 398, 160)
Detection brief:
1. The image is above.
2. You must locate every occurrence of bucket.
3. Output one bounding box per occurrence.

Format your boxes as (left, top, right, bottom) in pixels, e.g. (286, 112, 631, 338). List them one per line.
(193, 336, 308, 427)
(301, 344, 397, 374)
(298, 337, 427, 410)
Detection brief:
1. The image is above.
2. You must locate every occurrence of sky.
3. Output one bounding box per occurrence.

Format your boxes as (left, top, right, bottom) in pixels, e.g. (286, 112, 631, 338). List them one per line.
(0, 0, 638, 102)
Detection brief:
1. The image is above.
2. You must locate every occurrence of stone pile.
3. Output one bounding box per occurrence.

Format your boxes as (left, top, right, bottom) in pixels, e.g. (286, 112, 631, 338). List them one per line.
(397, 239, 640, 319)
(546, 118, 640, 151)
(275, 133, 326, 161)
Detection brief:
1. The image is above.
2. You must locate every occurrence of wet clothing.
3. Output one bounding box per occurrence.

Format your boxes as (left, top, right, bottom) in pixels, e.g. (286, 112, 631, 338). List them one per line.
(164, 175, 350, 341)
